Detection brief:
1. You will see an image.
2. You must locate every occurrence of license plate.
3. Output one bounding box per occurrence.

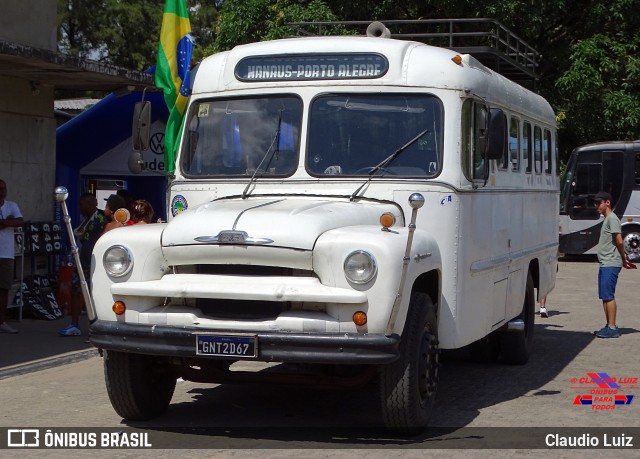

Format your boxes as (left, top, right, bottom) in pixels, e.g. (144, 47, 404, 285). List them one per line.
(196, 334, 257, 358)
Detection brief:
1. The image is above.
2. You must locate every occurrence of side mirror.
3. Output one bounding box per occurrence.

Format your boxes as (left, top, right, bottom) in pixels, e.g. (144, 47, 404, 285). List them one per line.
(128, 151, 144, 174)
(132, 101, 151, 151)
(486, 108, 507, 160)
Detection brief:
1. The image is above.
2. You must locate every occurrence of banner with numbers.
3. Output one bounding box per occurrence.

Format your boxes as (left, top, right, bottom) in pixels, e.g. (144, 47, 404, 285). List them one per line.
(21, 222, 63, 255)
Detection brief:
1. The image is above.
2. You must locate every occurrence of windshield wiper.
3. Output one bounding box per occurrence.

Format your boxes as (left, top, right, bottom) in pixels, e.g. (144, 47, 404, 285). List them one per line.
(242, 111, 283, 199)
(349, 128, 429, 201)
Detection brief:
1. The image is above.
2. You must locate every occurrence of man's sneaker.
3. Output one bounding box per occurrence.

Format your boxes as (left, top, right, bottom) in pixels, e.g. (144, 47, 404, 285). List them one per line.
(539, 307, 548, 318)
(58, 324, 81, 336)
(0, 322, 18, 334)
(594, 324, 608, 335)
(596, 325, 620, 339)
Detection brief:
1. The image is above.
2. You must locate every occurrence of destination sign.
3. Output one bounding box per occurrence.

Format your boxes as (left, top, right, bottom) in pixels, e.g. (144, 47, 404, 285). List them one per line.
(235, 53, 389, 82)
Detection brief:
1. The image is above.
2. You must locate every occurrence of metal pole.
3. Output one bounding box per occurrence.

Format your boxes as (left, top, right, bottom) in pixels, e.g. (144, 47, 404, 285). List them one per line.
(385, 193, 425, 336)
(55, 186, 97, 321)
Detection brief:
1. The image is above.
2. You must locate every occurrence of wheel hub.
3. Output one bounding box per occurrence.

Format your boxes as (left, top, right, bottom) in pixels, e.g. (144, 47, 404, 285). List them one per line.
(418, 333, 440, 403)
(623, 232, 640, 259)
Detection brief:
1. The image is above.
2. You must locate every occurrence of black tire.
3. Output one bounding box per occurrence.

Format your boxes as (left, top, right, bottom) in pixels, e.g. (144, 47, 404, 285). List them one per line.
(379, 292, 439, 435)
(468, 331, 500, 363)
(499, 272, 535, 365)
(103, 350, 176, 420)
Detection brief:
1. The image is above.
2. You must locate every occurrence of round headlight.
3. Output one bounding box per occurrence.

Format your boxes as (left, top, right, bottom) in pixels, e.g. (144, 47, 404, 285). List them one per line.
(103, 245, 133, 277)
(344, 250, 377, 284)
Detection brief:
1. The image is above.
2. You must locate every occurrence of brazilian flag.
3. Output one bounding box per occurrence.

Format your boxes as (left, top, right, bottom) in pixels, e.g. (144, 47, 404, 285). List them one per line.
(156, 0, 193, 174)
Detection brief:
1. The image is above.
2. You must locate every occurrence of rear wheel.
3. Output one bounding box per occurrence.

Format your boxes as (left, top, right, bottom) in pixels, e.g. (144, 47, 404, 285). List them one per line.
(103, 350, 176, 420)
(499, 272, 535, 365)
(468, 331, 500, 363)
(379, 292, 439, 435)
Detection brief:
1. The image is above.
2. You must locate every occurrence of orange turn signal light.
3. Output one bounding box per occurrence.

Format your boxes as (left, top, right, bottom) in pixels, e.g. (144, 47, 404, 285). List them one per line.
(112, 301, 126, 315)
(353, 311, 367, 326)
(451, 54, 463, 65)
(380, 212, 395, 229)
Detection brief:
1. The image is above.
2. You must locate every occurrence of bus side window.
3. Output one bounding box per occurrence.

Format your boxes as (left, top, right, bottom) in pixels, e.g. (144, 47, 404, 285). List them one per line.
(461, 100, 473, 181)
(570, 163, 601, 219)
(498, 117, 510, 170)
(534, 126, 542, 174)
(574, 163, 600, 196)
(473, 103, 488, 180)
(523, 121, 532, 173)
(543, 129, 552, 174)
(461, 99, 490, 182)
(509, 117, 520, 171)
(636, 153, 640, 185)
(602, 150, 624, 206)
(555, 132, 560, 176)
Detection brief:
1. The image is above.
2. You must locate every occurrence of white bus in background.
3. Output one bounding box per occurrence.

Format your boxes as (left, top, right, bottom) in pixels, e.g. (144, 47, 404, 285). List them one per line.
(559, 141, 640, 259)
(86, 25, 559, 434)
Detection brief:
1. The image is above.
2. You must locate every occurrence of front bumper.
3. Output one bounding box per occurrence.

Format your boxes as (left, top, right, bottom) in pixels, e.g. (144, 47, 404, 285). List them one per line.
(90, 320, 401, 364)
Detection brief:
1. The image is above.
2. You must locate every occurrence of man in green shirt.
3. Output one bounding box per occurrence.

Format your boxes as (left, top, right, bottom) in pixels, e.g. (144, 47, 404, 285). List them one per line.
(593, 191, 636, 338)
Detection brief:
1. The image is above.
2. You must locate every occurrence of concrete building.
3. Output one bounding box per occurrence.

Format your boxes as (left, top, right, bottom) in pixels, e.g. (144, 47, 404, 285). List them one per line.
(0, 0, 154, 221)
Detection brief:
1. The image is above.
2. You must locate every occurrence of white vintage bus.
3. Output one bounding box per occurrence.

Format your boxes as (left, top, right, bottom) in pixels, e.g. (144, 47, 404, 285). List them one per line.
(86, 28, 559, 434)
(559, 141, 640, 259)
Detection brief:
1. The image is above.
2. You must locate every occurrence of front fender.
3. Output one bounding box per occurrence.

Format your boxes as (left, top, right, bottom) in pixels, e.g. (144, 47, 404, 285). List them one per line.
(91, 224, 168, 319)
(313, 226, 441, 334)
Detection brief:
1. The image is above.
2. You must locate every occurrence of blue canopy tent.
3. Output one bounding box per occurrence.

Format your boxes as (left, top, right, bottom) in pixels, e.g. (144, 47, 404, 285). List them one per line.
(56, 91, 169, 224)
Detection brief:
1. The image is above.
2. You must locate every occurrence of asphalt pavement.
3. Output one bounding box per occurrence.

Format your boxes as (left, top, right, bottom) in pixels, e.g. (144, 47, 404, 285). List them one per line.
(0, 312, 93, 380)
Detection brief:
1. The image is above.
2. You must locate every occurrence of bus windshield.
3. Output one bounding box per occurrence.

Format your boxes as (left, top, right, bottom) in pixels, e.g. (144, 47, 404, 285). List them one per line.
(559, 152, 577, 214)
(182, 95, 302, 177)
(307, 94, 443, 177)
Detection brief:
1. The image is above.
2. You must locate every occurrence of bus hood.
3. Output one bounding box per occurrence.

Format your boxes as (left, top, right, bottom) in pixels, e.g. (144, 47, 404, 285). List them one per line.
(161, 197, 402, 251)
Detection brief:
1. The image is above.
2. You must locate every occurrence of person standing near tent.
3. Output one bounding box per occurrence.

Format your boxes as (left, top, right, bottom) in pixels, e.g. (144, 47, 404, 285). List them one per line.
(0, 179, 23, 334)
(132, 199, 155, 224)
(59, 193, 105, 336)
(101, 194, 129, 234)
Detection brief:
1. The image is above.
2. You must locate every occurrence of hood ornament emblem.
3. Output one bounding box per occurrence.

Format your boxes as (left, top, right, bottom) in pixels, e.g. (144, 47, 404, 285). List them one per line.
(195, 230, 273, 245)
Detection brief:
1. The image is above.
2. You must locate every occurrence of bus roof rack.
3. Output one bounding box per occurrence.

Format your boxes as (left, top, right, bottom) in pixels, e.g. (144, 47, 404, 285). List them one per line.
(285, 19, 540, 82)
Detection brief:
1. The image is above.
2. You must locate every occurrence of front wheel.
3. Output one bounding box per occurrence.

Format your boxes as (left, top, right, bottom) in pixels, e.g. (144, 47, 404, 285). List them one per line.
(379, 292, 439, 435)
(103, 350, 176, 420)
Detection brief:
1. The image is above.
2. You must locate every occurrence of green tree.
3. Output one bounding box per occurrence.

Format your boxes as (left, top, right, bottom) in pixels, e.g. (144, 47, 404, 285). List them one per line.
(57, 0, 218, 71)
(269, 1, 640, 161)
(554, 2, 640, 150)
(209, 0, 341, 53)
(58, 0, 640, 160)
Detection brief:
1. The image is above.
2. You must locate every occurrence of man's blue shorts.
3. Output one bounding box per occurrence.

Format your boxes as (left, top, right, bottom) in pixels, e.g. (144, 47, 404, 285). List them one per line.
(598, 266, 621, 301)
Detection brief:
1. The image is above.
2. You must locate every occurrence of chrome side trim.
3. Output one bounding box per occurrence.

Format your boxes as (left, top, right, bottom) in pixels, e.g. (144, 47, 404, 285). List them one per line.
(470, 241, 558, 274)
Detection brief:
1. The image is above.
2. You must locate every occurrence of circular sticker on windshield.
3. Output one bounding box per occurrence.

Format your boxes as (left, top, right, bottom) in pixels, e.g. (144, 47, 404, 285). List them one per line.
(171, 194, 188, 216)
